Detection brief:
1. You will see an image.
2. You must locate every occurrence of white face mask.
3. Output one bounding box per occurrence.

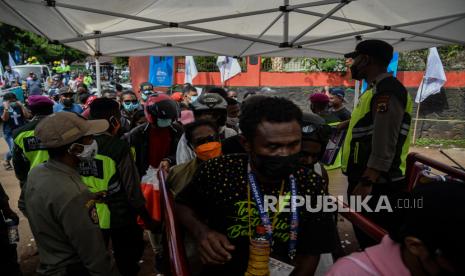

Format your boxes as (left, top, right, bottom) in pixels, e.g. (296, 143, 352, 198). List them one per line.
(227, 116, 239, 126)
(69, 140, 98, 161)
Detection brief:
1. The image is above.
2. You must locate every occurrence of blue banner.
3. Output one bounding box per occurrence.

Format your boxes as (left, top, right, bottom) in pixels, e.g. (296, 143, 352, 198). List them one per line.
(361, 52, 399, 93)
(148, 56, 174, 87)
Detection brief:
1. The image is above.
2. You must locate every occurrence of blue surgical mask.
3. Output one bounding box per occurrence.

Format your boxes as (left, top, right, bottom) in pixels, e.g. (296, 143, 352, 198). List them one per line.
(141, 94, 148, 101)
(157, 118, 173, 128)
(190, 95, 199, 103)
(123, 102, 140, 112)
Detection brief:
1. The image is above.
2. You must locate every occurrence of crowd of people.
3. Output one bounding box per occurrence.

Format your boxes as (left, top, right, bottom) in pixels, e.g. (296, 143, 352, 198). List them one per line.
(0, 39, 464, 276)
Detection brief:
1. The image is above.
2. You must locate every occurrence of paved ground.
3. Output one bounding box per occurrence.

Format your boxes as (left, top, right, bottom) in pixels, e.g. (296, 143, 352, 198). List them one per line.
(1, 137, 463, 275)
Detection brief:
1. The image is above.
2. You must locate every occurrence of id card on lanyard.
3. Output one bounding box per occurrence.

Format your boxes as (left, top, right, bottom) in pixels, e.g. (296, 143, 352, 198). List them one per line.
(247, 163, 299, 260)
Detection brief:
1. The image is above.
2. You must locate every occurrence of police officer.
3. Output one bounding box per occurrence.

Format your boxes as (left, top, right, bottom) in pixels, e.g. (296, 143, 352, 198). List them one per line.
(13, 95, 54, 212)
(84, 98, 156, 276)
(342, 40, 413, 248)
(24, 112, 119, 275)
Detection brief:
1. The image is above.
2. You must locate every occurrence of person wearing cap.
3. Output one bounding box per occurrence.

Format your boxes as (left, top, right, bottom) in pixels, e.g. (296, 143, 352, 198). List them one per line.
(328, 88, 351, 122)
(171, 91, 184, 103)
(84, 98, 156, 276)
(2, 65, 21, 88)
(309, 93, 339, 125)
(24, 112, 119, 275)
(327, 180, 465, 276)
(12, 95, 54, 212)
(1, 93, 30, 170)
(125, 93, 183, 176)
(342, 40, 413, 248)
(53, 86, 83, 114)
(139, 81, 154, 104)
(175, 92, 237, 165)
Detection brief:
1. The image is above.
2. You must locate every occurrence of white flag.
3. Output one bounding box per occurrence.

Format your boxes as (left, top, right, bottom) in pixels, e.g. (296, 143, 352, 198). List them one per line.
(8, 52, 16, 67)
(415, 47, 447, 103)
(184, 56, 198, 84)
(85, 61, 91, 70)
(216, 56, 241, 83)
(61, 59, 66, 69)
(0, 59, 4, 86)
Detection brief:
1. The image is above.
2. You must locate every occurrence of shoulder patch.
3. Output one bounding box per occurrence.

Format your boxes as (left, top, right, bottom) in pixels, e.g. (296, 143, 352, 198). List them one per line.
(85, 199, 99, 225)
(375, 95, 390, 113)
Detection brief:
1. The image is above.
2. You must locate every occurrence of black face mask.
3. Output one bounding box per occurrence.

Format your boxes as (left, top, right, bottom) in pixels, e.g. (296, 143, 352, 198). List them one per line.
(350, 64, 363, 80)
(63, 98, 74, 107)
(253, 153, 300, 179)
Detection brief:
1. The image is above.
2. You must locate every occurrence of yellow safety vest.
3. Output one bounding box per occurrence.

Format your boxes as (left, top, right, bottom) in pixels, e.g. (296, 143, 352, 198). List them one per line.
(80, 154, 117, 229)
(341, 88, 413, 177)
(14, 130, 49, 169)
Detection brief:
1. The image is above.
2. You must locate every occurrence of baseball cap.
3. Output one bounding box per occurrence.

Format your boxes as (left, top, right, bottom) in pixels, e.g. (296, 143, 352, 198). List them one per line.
(36, 112, 109, 148)
(344, 40, 393, 66)
(28, 95, 54, 108)
(140, 82, 153, 92)
(329, 88, 345, 99)
(309, 93, 330, 104)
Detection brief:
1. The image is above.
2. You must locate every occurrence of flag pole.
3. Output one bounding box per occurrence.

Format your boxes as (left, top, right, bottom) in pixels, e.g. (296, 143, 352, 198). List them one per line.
(412, 78, 425, 145)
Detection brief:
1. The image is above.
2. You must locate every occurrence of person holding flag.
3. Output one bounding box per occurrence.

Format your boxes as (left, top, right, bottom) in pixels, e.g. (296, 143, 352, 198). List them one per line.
(342, 40, 413, 248)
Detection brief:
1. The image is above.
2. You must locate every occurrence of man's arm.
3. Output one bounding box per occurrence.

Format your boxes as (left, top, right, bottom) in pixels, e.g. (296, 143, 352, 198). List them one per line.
(367, 94, 405, 174)
(59, 192, 120, 276)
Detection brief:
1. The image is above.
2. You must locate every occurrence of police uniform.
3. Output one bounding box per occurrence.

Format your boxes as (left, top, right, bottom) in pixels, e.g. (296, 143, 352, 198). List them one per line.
(80, 133, 146, 276)
(24, 112, 119, 275)
(342, 72, 413, 247)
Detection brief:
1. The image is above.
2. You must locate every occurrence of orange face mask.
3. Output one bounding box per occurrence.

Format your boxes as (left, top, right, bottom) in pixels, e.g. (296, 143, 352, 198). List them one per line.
(194, 142, 222, 161)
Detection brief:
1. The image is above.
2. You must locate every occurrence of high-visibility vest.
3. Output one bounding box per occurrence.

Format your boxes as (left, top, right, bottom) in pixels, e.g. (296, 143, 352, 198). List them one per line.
(341, 87, 413, 179)
(14, 129, 49, 169)
(80, 154, 117, 229)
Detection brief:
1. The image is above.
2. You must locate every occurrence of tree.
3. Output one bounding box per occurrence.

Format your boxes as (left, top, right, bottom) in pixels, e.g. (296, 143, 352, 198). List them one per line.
(0, 23, 86, 66)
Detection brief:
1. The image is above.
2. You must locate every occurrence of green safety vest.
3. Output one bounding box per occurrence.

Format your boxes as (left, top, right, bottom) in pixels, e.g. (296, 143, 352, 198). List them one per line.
(13, 130, 49, 169)
(341, 87, 413, 178)
(79, 154, 117, 229)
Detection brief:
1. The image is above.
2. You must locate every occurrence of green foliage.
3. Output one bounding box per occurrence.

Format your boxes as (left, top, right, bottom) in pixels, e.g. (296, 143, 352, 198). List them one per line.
(414, 138, 465, 148)
(112, 57, 129, 68)
(0, 23, 85, 65)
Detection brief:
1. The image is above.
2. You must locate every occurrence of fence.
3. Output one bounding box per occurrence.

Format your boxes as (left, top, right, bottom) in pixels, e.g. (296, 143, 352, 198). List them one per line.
(175, 57, 247, 72)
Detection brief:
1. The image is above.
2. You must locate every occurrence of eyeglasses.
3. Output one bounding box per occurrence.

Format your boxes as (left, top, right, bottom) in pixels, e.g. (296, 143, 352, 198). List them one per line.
(124, 100, 138, 104)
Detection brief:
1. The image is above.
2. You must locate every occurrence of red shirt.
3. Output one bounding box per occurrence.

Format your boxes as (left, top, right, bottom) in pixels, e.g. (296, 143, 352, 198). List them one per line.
(148, 127, 172, 168)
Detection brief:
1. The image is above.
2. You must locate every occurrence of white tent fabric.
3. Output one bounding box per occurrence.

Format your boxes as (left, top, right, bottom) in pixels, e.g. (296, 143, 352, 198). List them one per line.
(0, 0, 464, 57)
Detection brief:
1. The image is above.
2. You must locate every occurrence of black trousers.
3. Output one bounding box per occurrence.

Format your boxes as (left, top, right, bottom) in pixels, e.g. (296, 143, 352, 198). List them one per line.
(102, 223, 145, 276)
(0, 233, 21, 276)
(347, 176, 407, 249)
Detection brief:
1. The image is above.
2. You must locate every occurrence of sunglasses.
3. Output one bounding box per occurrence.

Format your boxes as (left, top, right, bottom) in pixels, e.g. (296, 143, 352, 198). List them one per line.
(124, 100, 139, 104)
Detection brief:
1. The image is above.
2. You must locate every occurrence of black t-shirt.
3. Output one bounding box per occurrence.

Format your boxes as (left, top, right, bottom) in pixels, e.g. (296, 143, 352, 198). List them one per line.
(177, 154, 337, 275)
(330, 107, 351, 122)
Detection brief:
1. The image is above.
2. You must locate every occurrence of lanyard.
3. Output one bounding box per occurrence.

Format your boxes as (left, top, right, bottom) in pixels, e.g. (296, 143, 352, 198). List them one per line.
(247, 165, 299, 260)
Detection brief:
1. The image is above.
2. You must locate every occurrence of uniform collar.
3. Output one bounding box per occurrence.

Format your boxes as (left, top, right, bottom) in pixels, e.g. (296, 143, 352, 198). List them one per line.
(46, 159, 80, 176)
(368, 72, 392, 93)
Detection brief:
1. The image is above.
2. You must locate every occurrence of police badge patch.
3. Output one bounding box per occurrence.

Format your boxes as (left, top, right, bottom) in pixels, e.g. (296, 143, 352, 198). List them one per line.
(85, 200, 99, 225)
(376, 95, 390, 113)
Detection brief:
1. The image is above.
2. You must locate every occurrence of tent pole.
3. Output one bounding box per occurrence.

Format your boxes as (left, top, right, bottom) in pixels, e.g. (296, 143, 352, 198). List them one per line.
(95, 37, 101, 96)
(412, 79, 425, 145)
(283, 0, 289, 44)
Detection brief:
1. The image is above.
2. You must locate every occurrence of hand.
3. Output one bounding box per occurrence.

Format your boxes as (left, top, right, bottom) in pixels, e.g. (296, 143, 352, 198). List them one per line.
(3, 101, 9, 109)
(351, 183, 373, 199)
(197, 228, 235, 265)
(159, 160, 171, 173)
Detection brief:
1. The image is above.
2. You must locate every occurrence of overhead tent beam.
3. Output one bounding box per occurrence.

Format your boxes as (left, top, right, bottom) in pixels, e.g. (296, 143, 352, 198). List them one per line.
(49, 0, 340, 48)
(251, 45, 343, 57)
(290, 0, 351, 45)
(50, 6, 96, 53)
(238, 13, 284, 57)
(103, 36, 230, 55)
(393, 15, 465, 46)
(1, 0, 50, 39)
(294, 9, 465, 45)
(295, 28, 380, 46)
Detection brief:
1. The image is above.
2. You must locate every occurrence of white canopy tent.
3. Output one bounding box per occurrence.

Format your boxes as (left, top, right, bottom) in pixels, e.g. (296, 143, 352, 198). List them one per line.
(1, 0, 464, 93)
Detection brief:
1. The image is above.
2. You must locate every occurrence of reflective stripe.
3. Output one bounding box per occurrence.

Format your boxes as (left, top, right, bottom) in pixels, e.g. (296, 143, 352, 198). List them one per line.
(352, 131, 373, 139)
(400, 129, 409, 136)
(352, 125, 374, 133)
